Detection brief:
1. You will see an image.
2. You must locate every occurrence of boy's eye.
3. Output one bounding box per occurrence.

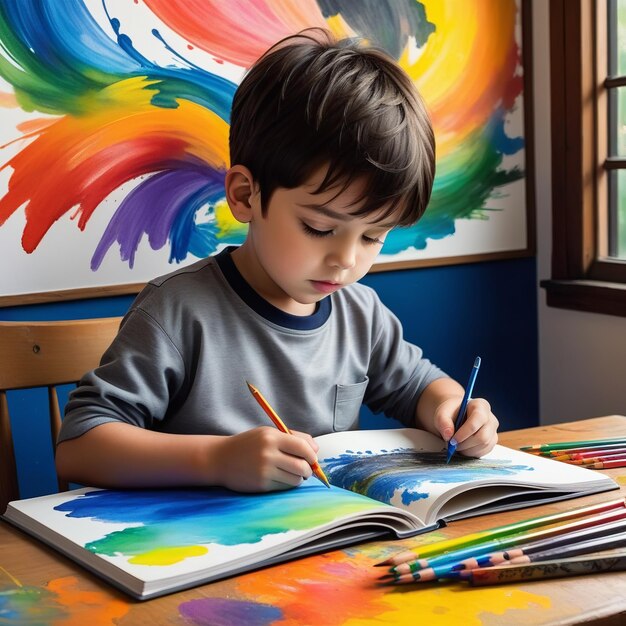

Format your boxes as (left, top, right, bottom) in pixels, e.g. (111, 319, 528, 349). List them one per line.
(363, 235, 385, 246)
(301, 222, 333, 237)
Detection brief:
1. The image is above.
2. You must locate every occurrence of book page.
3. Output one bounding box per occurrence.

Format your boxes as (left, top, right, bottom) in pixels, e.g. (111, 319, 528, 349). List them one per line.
(315, 429, 616, 526)
(5, 479, 417, 595)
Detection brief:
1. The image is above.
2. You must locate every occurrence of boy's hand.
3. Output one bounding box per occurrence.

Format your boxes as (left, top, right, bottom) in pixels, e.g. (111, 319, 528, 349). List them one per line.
(214, 426, 320, 492)
(434, 396, 499, 458)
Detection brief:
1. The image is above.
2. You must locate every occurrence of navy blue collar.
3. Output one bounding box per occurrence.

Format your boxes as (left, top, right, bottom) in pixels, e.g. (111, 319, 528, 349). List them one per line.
(215, 247, 331, 330)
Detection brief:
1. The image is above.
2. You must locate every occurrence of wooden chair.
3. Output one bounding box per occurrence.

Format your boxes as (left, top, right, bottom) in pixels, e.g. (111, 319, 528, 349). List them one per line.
(0, 317, 122, 513)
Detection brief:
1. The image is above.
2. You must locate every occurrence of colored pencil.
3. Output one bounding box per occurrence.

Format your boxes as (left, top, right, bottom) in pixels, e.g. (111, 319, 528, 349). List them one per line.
(466, 518, 626, 568)
(583, 459, 626, 469)
(446, 356, 481, 463)
(507, 530, 626, 564)
(384, 507, 626, 578)
(563, 454, 626, 466)
(543, 443, 626, 457)
(463, 552, 626, 586)
(561, 458, 626, 469)
(246, 381, 331, 488)
(374, 497, 626, 567)
(385, 527, 626, 586)
(520, 437, 626, 452)
(554, 448, 626, 461)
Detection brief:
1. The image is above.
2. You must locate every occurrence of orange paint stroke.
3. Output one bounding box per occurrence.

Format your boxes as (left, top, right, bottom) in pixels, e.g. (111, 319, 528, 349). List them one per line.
(237, 551, 388, 626)
(0, 91, 18, 107)
(46, 576, 129, 626)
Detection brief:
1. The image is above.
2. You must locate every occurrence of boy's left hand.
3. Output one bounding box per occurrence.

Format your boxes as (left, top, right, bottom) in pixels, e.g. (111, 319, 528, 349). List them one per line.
(434, 396, 499, 458)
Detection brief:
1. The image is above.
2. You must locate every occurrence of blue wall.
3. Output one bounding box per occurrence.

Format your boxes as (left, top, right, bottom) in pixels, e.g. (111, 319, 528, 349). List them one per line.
(2, 256, 538, 499)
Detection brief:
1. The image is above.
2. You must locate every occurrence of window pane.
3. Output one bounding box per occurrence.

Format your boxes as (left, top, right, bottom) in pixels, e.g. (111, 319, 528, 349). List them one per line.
(616, 0, 626, 74)
(614, 170, 626, 258)
(614, 88, 626, 156)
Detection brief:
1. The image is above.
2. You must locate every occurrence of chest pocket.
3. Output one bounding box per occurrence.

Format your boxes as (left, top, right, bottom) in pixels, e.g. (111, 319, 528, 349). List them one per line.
(333, 377, 369, 431)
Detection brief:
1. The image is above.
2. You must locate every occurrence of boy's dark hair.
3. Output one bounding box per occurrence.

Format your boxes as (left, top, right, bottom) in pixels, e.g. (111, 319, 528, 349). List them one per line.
(229, 28, 435, 226)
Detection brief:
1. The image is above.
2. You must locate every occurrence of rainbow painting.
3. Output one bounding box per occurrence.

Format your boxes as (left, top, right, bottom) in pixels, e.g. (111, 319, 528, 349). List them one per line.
(0, 0, 528, 301)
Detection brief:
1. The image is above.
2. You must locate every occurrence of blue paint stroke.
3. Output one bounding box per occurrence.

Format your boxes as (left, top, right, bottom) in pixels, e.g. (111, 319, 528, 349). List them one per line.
(322, 448, 534, 506)
(53, 481, 379, 560)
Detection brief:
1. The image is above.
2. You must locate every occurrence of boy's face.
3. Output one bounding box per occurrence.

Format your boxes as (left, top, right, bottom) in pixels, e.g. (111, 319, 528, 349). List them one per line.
(232, 166, 397, 316)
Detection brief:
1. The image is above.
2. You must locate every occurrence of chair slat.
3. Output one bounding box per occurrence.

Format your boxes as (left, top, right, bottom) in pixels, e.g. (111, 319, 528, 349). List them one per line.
(0, 317, 121, 512)
(0, 318, 122, 389)
(0, 389, 19, 510)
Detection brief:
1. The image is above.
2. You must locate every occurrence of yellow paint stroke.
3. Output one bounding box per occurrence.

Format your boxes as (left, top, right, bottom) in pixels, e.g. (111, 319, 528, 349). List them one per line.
(215, 198, 248, 239)
(344, 586, 551, 626)
(129, 544, 208, 565)
(616, 475, 626, 486)
(46, 576, 128, 626)
(0, 565, 22, 587)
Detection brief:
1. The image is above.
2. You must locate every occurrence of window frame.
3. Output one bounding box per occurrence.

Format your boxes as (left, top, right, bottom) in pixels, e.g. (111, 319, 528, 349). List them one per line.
(542, 0, 626, 317)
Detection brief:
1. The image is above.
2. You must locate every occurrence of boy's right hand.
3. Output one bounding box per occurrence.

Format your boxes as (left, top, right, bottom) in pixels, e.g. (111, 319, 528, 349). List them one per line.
(214, 426, 320, 492)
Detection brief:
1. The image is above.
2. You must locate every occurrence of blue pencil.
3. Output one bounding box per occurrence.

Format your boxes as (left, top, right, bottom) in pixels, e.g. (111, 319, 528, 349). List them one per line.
(446, 356, 481, 463)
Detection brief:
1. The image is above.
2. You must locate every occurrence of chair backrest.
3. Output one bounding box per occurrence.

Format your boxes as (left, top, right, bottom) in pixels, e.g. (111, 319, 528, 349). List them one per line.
(0, 317, 122, 513)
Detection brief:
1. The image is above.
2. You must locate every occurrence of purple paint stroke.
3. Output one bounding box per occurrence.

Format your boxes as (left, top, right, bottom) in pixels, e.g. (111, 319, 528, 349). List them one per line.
(178, 597, 283, 626)
(91, 164, 225, 269)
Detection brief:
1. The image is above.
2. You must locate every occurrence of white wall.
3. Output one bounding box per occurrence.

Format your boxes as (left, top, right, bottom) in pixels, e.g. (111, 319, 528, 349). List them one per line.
(533, 1, 626, 424)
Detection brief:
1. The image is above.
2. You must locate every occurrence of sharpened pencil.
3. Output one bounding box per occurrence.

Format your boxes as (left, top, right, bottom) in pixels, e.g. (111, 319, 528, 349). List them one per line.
(446, 356, 481, 463)
(246, 381, 331, 488)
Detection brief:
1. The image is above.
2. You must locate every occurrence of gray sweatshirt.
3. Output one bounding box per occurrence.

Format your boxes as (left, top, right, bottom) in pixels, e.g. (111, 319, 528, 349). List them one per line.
(60, 247, 446, 442)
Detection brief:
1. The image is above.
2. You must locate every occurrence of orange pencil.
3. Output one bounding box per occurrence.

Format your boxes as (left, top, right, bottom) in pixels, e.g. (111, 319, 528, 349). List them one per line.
(552, 451, 626, 462)
(564, 455, 626, 466)
(580, 459, 626, 469)
(246, 381, 331, 488)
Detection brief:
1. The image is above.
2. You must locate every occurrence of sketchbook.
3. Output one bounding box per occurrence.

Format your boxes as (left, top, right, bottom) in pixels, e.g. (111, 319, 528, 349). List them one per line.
(3, 428, 618, 600)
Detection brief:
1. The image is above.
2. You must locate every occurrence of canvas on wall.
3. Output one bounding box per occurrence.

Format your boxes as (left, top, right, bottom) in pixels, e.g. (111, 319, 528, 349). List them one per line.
(0, 0, 531, 304)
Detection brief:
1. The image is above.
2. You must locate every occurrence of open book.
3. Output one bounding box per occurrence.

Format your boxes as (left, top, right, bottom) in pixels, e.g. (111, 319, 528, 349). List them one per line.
(3, 428, 618, 599)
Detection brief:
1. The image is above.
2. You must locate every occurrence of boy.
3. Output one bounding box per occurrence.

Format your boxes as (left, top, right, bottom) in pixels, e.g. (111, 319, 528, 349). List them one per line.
(56, 29, 499, 492)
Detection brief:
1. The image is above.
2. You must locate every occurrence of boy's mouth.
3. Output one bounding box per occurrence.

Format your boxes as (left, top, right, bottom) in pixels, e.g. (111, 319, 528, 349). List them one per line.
(310, 280, 342, 294)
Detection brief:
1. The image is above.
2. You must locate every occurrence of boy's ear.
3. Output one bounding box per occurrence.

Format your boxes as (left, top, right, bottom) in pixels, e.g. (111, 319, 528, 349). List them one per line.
(225, 165, 258, 223)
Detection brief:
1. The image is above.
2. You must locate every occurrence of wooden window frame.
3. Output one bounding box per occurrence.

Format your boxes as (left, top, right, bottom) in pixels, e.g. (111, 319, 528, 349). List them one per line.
(542, 0, 626, 317)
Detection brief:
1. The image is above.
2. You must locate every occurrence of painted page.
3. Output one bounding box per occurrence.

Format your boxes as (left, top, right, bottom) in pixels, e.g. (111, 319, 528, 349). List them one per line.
(4, 479, 424, 598)
(315, 429, 618, 526)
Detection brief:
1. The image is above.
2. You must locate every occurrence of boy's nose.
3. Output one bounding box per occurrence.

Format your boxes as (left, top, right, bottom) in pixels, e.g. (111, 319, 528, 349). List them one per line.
(328, 242, 357, 270)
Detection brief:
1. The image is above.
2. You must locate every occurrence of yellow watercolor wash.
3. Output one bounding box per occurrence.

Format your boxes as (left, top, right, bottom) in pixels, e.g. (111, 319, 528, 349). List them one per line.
(616, 475, 626, 485)
(129, 545, 208, 565)
(342, 586, 551, 626)
(215, 198, 248, 239)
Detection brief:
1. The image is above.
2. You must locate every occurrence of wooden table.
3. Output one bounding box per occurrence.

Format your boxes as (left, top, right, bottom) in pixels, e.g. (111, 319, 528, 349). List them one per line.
(2, 415, 626, 625)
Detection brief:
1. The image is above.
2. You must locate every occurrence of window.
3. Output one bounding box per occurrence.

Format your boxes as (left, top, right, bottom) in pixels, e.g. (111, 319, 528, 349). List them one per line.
(542, 0, 626, 316)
